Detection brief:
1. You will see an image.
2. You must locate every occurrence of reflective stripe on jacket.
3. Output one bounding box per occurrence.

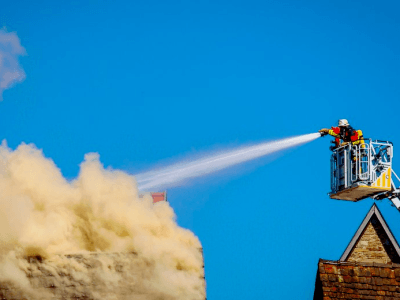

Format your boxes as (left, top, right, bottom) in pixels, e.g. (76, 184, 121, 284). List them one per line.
(328, 127, 364, 147)
(352, 130, 365, 146)
(328, 127, 340, 138)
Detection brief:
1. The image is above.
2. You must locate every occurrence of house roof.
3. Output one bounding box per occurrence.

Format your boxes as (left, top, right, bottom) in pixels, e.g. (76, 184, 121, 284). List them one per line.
(340, 203, 400, 262)
(314, 259, 400, 300)
(314, 204, 400, 299)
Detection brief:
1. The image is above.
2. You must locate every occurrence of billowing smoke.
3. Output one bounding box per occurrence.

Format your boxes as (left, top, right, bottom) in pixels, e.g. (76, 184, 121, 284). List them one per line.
(0, 29, 26, 100)
(0, 141, 204, 299)
(137, 133, 320, 191)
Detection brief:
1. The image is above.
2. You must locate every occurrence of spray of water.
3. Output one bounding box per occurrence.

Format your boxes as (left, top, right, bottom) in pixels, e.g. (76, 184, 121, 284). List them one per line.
(136, 133, 321, 191)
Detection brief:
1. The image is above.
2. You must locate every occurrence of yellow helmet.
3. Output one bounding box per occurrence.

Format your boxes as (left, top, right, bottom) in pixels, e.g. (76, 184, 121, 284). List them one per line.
(338, 119, 349, 127)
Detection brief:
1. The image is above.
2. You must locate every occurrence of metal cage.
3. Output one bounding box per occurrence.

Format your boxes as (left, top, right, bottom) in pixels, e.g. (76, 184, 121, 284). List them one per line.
(329, 139, 393, 201)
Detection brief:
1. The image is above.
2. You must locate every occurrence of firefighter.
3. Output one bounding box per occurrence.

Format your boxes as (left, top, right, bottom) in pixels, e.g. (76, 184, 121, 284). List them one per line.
(319, 119, 364, 150)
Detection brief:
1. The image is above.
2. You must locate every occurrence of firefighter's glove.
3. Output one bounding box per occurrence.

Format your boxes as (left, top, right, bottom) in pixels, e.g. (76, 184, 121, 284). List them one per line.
(319, 128, 329, 137)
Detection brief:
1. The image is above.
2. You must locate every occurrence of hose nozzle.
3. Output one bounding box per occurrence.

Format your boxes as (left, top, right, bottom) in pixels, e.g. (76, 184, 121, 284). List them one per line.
(319, 129, 329, 137)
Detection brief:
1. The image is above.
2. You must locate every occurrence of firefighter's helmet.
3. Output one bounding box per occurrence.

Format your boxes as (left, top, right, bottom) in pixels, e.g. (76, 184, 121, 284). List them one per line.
(338, 119, 349, 127)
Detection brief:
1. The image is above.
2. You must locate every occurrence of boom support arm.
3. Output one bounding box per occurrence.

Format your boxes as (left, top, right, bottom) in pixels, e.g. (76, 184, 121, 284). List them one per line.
(388, 195, 400, 211)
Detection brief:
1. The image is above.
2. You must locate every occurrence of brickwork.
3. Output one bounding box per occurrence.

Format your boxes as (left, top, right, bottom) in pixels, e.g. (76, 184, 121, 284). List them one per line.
(315, 260, 400, 300)
(348, 222, 392, 264)
(314, 204, 400, 299)
(0, 252, 206, 300)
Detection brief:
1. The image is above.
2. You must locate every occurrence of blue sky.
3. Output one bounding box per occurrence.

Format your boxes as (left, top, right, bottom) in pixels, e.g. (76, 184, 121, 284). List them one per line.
(1, 0, 400, 298)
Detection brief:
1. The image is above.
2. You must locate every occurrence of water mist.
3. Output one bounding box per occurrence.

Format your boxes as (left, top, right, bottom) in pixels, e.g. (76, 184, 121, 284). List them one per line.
(136, 133, 321, 191)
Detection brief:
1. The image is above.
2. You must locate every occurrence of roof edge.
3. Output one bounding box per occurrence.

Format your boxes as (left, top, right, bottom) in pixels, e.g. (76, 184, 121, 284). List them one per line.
(319, 258, 400, 268)
(339, 203, 400, 262)
(339, 204, 377, 261)
(372, 204, 400, 257)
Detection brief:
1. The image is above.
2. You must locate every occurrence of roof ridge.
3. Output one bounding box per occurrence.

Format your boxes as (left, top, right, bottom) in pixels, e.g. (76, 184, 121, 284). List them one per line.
(339, 203, 400, 262)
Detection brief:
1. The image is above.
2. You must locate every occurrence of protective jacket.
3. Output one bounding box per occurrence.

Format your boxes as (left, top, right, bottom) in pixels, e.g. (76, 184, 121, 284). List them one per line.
(328, 126, 364, 148)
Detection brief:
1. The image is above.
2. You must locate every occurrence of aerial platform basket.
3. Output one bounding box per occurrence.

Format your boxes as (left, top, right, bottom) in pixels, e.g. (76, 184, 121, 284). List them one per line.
(329, 139, 399, 203)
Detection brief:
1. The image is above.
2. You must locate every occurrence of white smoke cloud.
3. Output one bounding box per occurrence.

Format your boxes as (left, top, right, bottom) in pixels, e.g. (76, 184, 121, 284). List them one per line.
(0, 141, 205, 299)
(0, 29, 26, 100)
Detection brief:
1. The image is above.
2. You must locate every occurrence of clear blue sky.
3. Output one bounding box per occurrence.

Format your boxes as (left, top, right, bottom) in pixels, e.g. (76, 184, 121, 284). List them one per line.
(1, 0, 400, 298)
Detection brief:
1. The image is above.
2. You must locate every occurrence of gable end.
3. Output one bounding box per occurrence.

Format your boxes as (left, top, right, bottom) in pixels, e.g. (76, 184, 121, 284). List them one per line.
(340, 204, 400, 263)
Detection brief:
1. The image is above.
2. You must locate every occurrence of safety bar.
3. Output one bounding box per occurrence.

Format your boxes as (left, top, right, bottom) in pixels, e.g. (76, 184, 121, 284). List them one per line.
(330, 139, 393, 195)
